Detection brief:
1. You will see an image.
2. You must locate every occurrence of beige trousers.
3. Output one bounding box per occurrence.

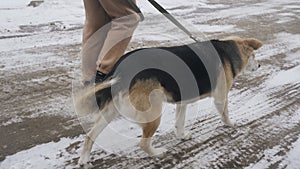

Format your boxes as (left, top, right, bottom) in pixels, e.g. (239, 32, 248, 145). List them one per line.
(82, 0, 140, 82)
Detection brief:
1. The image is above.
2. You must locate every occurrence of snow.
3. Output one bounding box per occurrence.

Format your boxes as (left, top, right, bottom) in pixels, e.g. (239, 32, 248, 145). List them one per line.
(244, 109, 300, 169)
(0, 0, 84, 35)
(0, 100, 213, 168)
(261, 32, 300, 88)
(1, 0, 300, 168)
(268, 65, 300, 88)
(0, 0, 31, 9)
(281, 134, 300, 169)
(0, 136, 84, 169)
(197, 24, 242, 33)
(77, 99, 213, 157)
(275, 32, 300, 51)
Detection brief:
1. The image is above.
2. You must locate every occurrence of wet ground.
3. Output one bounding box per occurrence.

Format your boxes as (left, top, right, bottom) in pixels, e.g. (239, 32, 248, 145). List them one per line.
(0, 0, 300, 168)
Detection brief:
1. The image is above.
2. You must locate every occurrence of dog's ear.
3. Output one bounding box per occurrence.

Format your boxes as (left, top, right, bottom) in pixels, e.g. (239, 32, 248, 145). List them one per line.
(244, 38, 263, 50)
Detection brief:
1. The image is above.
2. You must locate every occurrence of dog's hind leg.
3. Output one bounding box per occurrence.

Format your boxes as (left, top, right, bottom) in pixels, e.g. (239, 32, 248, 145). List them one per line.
(140, 116, 167, 158)
(129, 80, 167, 157)
(140, 92, 166, 157)
(79, 104, 117, 167)
(175, 104, 191, 140)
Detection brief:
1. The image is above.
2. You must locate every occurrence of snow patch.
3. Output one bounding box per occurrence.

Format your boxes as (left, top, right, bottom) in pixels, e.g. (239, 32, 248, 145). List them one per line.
(281, 134, 300, 169)
(138, 0, 223, 14)
(267, 65, 300, 87)
(275, 32, 300, 50)
(0, 136, 84, 169)
(0, 0, 31, 9)
(196, 24, 242, 33)
(0, 0, 84, 35)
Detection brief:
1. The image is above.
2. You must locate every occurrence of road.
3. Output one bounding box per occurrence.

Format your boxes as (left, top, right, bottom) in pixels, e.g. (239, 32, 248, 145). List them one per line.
(0, 0, 299, 168)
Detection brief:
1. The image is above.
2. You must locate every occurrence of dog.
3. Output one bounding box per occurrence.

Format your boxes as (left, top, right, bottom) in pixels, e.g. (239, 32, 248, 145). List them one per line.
(77, 37, 263, 166)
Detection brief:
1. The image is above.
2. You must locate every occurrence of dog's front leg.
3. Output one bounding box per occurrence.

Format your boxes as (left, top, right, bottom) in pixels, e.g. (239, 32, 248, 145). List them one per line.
(175, 104, 191, 140)
(214, 97, 236, 127)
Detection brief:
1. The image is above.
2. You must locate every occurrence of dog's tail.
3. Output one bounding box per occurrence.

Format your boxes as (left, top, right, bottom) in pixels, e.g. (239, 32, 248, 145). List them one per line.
(84, 78, 118, 97)
(73, 78, 118, 116)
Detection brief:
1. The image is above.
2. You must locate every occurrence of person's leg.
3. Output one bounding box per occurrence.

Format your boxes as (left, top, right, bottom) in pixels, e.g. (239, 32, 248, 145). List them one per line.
(96, 0, 141, 74)
(81, 0, 110, 82)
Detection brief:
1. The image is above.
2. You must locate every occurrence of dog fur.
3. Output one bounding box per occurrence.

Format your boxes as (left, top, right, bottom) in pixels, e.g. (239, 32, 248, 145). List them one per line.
(77, 37, 263, 166)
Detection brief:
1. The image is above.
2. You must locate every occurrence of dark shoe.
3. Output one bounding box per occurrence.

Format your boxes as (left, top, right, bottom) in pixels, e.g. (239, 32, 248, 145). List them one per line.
(95, 71, 107, 83)
(83, 71, 107, 87)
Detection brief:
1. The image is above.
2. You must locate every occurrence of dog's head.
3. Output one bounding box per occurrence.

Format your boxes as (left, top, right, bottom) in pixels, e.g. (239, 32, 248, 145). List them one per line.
(225, 37, 263, 72)
(242, 38, 263, 72)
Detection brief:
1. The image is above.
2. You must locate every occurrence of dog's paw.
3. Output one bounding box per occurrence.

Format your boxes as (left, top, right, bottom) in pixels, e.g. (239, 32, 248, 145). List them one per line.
(78, 156, 92, 169)
(222, 119, 236, 128)
(176, 131, 192, 140)
(151, 147, 167, 158)
(78, 161, 93, 169)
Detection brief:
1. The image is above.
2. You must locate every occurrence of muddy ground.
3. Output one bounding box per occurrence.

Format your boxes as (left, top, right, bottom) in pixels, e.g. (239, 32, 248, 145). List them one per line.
(0, 0, 300, 168)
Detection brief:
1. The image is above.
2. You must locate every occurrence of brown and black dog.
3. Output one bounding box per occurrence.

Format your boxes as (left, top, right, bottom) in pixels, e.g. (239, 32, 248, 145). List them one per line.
(76, 37, 263, 166)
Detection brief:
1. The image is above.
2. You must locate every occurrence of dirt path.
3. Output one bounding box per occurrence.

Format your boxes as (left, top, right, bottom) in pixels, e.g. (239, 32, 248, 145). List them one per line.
(1, 0, 299, 168)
